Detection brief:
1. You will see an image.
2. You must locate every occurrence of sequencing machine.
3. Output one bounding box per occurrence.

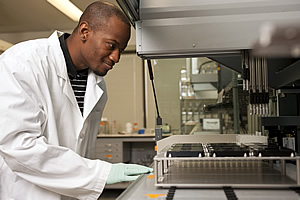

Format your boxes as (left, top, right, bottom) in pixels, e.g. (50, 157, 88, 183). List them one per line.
(116, 0, 300, 189)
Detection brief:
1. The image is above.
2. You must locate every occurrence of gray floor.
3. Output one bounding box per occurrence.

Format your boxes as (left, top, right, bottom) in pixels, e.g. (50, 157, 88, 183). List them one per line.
(98, 189, 124, 200)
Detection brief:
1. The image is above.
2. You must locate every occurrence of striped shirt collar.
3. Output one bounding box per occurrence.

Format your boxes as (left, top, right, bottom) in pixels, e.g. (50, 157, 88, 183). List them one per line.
(59, 33, 88, 79)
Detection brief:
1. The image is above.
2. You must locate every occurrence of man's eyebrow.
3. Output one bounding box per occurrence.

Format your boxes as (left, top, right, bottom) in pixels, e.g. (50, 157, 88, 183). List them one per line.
(106, 38, 127, 51)
(110, 39, 127, 50)
(107, 39, 119, 45)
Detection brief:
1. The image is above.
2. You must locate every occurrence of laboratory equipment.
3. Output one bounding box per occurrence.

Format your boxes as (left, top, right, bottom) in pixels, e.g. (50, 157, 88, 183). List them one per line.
(115, 0, 300, 197)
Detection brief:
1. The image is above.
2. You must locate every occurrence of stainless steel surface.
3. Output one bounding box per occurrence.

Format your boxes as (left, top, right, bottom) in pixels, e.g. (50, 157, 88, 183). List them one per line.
(117, 163, 300, 199)
(253, 24, 300, 58)
(154, 135, 298, 188)
(116, 174, 169, 200)
(133, 0, 300, 59)
(117, 0, 300, 91)
(154, 151, 300, 188)
(116, 0, 139, 26)
(155, 160, 297, 188)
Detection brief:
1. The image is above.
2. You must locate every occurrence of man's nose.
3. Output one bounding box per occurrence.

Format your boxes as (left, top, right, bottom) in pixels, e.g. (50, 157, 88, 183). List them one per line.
(109, 49, 120, 63)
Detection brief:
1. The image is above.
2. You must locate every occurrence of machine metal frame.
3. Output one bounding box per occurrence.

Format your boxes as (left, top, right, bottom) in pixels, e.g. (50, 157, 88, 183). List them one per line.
(154, 135, 300, 188)
(154, 154, 300, 188)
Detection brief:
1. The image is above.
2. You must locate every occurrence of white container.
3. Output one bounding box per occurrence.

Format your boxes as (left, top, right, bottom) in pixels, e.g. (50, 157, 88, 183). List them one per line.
(99, 117, 109, 134)
(125, 122, 133, 134)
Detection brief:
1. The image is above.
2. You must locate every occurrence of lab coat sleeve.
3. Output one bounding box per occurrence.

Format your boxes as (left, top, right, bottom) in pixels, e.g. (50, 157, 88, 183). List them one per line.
(0, 59, 112, 199)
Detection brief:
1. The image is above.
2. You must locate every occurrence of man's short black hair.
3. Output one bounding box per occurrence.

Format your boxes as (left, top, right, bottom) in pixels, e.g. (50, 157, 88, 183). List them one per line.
(74, 1, 130, 32)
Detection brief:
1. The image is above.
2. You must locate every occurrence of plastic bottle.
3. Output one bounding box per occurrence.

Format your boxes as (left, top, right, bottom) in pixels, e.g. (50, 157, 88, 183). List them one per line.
(125, 122, 132, 134)
(112, 120, 117, 135)
(181, 83, 188, 97)
(99, 117, 109, 134)
(133, 122, 138, 134)
(180, 66, 187, 82)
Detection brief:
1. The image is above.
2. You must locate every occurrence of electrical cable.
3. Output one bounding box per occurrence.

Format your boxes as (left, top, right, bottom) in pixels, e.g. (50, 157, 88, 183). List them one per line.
(147, 59, 162, 125)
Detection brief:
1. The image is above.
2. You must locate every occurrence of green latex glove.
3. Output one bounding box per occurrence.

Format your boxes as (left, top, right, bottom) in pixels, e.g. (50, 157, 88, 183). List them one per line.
(106, 163, 153, 185)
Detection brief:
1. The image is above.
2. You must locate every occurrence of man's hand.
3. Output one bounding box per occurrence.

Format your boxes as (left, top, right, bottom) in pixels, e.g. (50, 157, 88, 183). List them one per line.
(106, 163, 153, 185)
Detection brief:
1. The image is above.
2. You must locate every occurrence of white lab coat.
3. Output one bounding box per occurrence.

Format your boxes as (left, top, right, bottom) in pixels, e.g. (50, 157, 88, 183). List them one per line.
(0, 31, 112, 200)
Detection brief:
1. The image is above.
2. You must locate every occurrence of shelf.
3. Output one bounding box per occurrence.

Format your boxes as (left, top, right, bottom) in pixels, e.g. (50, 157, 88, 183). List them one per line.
(191, 74, 218, 83)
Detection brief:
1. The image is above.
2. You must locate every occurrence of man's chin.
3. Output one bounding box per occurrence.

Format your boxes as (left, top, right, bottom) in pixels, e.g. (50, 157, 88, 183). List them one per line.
(93, 70, 108, 77)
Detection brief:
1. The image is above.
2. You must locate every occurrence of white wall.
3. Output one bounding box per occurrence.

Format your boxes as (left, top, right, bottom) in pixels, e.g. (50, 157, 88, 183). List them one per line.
(103, 53, 145, 133)
(152, 59, 184, 132)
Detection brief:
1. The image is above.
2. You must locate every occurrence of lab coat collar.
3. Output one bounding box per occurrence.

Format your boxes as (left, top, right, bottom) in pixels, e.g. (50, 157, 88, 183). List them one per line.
(48, 30, 68, 80)
(48, 30, 106, 120)
(48, 31, 80, 111)
(83, 71, 106, 119)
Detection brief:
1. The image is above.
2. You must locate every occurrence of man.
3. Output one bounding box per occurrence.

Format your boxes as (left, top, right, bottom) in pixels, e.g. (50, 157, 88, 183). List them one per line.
(0, 1, 152, 200)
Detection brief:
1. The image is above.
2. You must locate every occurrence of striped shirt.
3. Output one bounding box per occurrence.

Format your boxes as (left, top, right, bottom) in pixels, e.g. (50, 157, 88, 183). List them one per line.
(69, 69, 88, 114)
(59, 33, 87, 115)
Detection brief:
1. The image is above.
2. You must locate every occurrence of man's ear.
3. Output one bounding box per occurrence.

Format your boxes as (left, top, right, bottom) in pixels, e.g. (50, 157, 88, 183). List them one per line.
(78, 21, 90, 42)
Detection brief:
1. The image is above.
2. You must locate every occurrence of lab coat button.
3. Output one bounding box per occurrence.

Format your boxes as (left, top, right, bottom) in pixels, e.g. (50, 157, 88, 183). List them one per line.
(80, 132, 85, 138)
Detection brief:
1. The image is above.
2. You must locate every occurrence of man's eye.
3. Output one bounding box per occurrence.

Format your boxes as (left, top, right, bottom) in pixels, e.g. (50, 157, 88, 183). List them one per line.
(108, 43, 115, 49)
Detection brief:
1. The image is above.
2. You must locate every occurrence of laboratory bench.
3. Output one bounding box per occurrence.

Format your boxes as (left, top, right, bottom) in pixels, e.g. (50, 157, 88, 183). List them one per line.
(95, 134, 155, 163)
(95, 134, 171, 164)
(95, 133, 157, 163)
(95, 133, 300, 198)
(95, 134, 159, 189)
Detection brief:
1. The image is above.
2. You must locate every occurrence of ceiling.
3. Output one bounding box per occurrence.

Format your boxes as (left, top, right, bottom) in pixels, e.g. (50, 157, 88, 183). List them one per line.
(0, 0, 119, 33)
